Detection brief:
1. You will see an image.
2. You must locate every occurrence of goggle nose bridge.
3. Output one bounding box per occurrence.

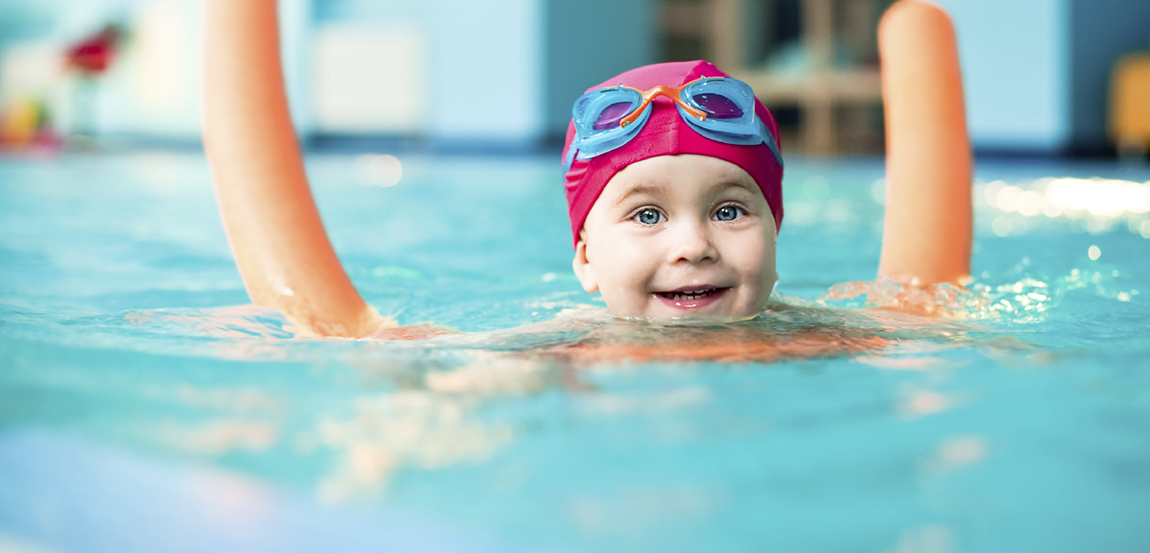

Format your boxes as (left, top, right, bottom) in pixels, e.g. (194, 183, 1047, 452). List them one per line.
(619, 80, 708, 128)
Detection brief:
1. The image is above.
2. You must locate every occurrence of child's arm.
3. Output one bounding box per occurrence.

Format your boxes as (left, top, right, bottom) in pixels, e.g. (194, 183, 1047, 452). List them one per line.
(202, 0, 387, 337)
(877, 0, 972, 285)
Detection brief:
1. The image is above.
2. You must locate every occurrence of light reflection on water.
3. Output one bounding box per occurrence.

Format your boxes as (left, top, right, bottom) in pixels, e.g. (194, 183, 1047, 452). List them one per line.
(1, 153, 1149, 551)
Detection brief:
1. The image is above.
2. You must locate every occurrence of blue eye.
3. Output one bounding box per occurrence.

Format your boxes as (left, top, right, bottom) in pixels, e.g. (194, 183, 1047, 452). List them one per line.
(635, 208, 663, 225)
(715, 205, 742, 221)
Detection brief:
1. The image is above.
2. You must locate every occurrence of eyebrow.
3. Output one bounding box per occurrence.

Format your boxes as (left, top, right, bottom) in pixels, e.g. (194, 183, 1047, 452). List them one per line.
(719, 178, 760, 195)
(610, 177, 760, 209)
(611, 183, 668, 208)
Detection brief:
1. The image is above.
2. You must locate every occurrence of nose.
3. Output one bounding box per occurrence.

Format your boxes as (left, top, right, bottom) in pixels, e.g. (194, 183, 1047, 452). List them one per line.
(668, 218, 719, 265)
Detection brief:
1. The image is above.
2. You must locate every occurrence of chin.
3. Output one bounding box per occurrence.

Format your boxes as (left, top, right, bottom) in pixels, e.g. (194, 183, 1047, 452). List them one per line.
(611, 294, 765, 322)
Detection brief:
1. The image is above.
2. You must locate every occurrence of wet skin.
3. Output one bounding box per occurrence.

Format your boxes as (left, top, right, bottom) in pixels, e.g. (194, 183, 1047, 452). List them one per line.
(573, 154, 778, 321)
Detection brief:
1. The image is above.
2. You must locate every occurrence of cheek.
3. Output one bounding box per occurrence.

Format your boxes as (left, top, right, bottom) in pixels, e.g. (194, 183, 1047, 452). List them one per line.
(727, 228, 775, 283)
(588, 230, 663, 305)
(755, 232, 779, 298)
(598, 235, 658, 286)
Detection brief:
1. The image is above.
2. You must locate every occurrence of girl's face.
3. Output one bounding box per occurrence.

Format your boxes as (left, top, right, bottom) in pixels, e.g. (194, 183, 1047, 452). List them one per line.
(573, 154, 778, 321)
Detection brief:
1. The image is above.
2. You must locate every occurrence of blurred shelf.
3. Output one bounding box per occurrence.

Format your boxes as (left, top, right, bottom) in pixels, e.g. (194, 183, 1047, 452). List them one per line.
(733, 67, 881, 104)
(660, 0, 888, 155)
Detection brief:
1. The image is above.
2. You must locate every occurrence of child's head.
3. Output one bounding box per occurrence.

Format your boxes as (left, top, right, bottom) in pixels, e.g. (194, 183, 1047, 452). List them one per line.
(561, 60, 785, 320)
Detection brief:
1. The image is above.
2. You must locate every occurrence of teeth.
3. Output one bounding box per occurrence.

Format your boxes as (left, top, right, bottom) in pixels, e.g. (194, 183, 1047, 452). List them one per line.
(663, 288, 716, 301)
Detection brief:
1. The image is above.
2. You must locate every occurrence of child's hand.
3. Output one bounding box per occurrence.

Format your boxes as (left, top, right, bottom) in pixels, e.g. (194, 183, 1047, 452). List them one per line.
(368, 324, 460, 341)
(825, 277, 973, 318)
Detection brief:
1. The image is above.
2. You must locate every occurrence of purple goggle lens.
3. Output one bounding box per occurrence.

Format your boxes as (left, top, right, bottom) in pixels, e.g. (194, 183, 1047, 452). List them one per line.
(592, 102, 634, 130)
(693, 93, 742, 119)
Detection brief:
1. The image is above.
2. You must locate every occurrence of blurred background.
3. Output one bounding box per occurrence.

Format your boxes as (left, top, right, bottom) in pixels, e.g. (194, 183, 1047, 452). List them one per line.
(2, 4, 1150, 550)
(0, 0, 1148, 157)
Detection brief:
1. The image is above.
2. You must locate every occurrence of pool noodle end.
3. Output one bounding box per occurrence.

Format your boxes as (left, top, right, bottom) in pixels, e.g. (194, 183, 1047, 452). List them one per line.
(878, 0, 972, 285)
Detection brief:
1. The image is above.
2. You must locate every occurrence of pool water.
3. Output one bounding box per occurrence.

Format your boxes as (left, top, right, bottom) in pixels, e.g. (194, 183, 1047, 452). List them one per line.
(1, 151, 1148, 552)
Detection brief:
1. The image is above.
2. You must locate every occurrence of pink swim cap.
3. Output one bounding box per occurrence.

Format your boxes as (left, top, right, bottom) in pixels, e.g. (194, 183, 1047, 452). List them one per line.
(561, 60, 784, 248)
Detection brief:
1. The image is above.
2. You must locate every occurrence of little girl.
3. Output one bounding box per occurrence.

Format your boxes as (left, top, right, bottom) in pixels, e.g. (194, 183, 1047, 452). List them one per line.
(562, 60, 783, 321)
(202, 0, 972, 355)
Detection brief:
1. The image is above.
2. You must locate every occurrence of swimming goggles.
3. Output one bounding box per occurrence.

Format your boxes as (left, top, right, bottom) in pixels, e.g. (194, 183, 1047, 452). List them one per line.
(564, 76, 784, 173)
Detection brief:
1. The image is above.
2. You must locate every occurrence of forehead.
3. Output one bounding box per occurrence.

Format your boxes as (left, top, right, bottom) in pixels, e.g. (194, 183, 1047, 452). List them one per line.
(601, 154, 763, 204)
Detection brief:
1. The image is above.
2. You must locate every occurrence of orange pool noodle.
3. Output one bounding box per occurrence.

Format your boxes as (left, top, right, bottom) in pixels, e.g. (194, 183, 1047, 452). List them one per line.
(202, 0, 384, 337)
(877, 0, 972, 284)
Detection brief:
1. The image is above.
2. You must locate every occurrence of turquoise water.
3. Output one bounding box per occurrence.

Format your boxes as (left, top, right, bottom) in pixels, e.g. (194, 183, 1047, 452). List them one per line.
(1, 151, 1148, 552)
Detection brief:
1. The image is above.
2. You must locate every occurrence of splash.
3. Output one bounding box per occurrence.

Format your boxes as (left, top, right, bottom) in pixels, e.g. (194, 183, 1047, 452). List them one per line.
(818, 267, 1139, 324)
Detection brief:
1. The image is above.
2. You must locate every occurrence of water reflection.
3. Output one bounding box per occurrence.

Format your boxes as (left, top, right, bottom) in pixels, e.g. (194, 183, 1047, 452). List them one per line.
(314, 390, 514, 502)
(979, 176, 1150, 238)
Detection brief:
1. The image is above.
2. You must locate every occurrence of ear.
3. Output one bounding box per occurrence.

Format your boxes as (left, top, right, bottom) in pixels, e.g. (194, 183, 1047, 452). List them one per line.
(571, 234, 599, 294)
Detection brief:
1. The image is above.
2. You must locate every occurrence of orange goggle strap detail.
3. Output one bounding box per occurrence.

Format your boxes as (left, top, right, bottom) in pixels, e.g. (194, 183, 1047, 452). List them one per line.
(619, 79, 708, 127)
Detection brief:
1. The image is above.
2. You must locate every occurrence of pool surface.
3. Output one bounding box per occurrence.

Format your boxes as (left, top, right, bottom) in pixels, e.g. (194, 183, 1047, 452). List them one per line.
(1, 151, 1149, 552)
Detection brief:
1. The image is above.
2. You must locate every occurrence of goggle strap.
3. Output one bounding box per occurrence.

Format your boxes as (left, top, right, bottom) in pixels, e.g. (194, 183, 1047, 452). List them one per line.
(562, 146, 578, 175)
(759, 119, 784, 167)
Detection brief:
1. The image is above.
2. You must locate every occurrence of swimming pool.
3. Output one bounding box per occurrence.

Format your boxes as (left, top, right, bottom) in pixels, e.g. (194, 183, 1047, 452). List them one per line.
(1, 151, 1148, 552)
